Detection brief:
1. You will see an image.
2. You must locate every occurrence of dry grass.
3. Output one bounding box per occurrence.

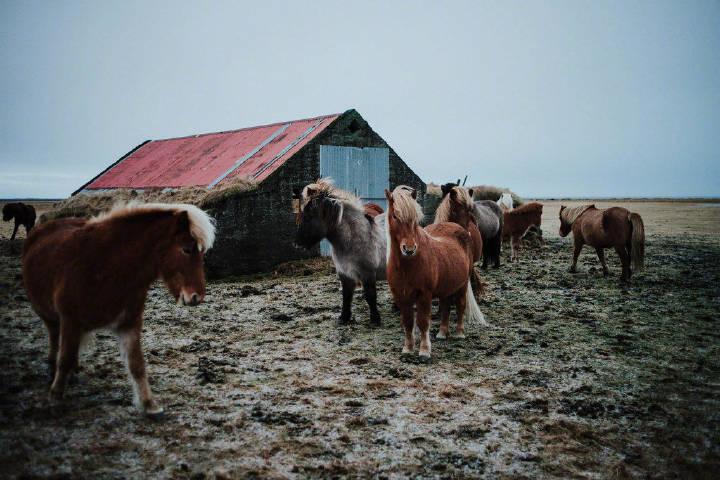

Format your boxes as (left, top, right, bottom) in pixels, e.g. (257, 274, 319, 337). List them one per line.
(37, 176, 258, 223)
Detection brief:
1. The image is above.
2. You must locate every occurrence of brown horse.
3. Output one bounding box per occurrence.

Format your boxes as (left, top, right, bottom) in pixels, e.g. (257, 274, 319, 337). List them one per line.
(22, 202, 215, 417)
(3, 202, 36, 240)
(559, 205, 645, 282)
(502, 202, 543, 262)
(434, 185, 484, 291)
(386, 186, 485, 360)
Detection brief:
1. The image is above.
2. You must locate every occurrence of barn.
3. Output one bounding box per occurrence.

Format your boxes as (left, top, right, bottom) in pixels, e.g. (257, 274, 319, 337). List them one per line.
(74, 109, 425, 277)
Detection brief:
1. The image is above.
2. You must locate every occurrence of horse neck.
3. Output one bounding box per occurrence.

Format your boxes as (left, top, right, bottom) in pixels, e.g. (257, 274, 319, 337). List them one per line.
(93, 212, 177, 286)
(326, 205, 371, 252)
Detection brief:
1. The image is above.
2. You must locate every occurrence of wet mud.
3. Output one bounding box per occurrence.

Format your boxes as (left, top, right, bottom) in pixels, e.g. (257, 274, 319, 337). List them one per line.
(1, 233, 719, 478)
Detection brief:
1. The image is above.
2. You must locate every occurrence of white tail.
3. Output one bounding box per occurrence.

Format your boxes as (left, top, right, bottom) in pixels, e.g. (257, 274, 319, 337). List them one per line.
(465, 280, 487, 326)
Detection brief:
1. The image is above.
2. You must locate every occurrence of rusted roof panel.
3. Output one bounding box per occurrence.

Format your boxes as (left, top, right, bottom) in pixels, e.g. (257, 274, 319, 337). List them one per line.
(85, 114, 340, 190)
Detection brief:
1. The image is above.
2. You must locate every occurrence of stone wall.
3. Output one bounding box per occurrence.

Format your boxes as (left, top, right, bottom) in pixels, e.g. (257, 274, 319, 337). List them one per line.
(205, 109, 426, 277)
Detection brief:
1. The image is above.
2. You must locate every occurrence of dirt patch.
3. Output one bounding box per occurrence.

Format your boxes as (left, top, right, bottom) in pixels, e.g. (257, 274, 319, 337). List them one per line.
(1, 203, 719, 478)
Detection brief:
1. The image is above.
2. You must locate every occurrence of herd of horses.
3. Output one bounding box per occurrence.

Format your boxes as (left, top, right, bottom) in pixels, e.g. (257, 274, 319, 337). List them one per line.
(6, 181, 645, 417)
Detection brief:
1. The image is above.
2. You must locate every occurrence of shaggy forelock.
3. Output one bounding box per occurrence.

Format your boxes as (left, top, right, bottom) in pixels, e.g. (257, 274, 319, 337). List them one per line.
(301, 178, 362, 212)
(434, 186, 473, 224)
(390, 185, 423, 224)
(90, 201, 216, 251)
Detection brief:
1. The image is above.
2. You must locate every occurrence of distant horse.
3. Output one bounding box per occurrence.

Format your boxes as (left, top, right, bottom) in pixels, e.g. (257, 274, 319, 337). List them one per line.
(502, 202, 543, 262)
(386, 186, 485, 360)
(434, 185, 484, 289)
(22, 203, 215, 417)
(441, 183, 503, 269)
(3, 202, 36, 240)
(294, 179, 386, 327)
(497, 193, 514, 212)
(559, 205, 645, 282)
(363, 203, 384, 218)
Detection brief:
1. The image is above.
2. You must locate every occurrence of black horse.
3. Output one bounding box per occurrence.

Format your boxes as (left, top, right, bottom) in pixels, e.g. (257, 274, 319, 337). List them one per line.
(2, 202, 37, 240)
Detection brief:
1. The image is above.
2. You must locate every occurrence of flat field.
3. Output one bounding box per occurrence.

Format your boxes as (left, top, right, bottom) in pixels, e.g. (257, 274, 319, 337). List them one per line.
(0, 200, 718, 478)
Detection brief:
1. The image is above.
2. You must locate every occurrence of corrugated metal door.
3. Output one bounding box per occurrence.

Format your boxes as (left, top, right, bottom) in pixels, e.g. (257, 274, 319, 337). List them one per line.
(319, 145, 389, 255)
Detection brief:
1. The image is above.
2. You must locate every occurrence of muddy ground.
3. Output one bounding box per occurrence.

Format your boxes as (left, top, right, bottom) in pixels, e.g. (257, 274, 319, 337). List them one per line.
(1, 202, 719, 478)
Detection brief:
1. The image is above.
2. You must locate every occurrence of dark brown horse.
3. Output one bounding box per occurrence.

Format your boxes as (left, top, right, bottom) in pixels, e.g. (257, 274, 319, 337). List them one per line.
(433, 185, 484, 291)
(3, 202, 36, 240)
(502, 202, 543, 262)
(22, 202, 215, 417)
(386, 186, 485, 360)
(559, 205, 645, 282)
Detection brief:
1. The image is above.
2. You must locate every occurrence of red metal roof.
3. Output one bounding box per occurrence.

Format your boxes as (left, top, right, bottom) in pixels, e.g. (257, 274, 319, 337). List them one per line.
(84, 113, 340, 190)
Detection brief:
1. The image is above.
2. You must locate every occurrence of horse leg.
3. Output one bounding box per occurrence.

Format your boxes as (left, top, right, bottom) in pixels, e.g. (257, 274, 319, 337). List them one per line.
(596, 248, 609, 276)
(400, 303, 415, 355)
(493, 236, 502, 268)
(511, 236, 521, 262)
(46, 321, 60, 381)
(454, 288, 467, 339)
(615, 245, 631, 282)
(11, 222, 19, 241)
(437, 298, 451, 340)
(118, 327, 163, 418)
(49, 322, 81, 404)
(416, 294, 432, 359)
(362, 279, 381, 327)
(570, 238, 583, 273)
(337, 274, 356, 325)
(481, 243, 489, 270)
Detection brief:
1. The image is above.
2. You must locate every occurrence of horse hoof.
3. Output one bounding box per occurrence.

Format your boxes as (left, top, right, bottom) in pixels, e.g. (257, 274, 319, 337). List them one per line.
(418, 352, 431, 363)
(436, 331, 447, 340)
(336, 315, 353, 326)
(144, 406, 165, 420)
(369, 316, 382, 328)
(454, 332, 466, 340)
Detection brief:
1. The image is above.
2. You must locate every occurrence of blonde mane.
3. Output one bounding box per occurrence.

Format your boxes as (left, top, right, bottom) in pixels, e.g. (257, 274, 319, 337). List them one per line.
(301, 178, 363, 211)
(89, 202, 216, 252)
(560, 204, 594, 226)
(390, 185, 424, 224)
(434, 186, 473, 224)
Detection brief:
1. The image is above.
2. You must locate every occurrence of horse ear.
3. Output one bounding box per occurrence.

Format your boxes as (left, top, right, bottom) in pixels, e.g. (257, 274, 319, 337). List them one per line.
(292, 187, 302, 199)
(468, 188, 474, 198)
(441, 184, 451, 197)
(449, 188, 458, 200)
(385, 189, 392, 203)
(321, 197, 343, 225)
(410, 188, 417, 200)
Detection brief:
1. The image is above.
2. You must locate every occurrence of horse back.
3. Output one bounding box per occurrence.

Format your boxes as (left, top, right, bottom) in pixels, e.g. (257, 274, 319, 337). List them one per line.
(576, 207, 632, 246)
(473, 200, 502, 238)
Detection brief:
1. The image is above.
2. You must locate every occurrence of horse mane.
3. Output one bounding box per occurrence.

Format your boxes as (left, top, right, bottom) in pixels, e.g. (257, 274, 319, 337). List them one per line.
(89, 202, 216, 252)
(560, 204, 594, 226)
(390, 185, 424, 224)
(434, 186, 473, 224)
(302, 178, 363, 213)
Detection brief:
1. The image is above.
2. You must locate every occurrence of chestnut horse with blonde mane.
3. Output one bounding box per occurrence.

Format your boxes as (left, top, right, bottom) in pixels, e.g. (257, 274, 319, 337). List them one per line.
(559, 204, 645, 282)
(386, 186, 485, 361)
(502, 202, 543, 262)
(22, 203, 215, 417)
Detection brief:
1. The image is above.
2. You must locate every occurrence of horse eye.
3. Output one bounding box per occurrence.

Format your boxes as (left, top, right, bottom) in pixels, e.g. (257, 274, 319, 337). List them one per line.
(182, 246, 194, 255)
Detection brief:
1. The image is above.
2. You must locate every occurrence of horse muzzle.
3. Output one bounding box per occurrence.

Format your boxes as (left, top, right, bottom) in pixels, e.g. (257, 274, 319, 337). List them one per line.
(179, 291, 203, 306)
(400, 244, 418, 257)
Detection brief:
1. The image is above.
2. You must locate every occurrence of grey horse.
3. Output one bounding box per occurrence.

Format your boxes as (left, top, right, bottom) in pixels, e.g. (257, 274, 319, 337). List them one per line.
(294, 179, 386, 326)
(441, 183, 503, 269)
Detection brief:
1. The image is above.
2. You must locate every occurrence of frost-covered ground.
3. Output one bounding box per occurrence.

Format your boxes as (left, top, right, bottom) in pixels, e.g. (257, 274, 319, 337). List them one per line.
(1, 202, 719, 478)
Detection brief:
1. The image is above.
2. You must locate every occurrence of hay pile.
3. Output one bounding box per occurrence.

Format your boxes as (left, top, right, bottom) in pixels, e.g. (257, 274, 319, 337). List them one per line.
(40, 176, 257, 223)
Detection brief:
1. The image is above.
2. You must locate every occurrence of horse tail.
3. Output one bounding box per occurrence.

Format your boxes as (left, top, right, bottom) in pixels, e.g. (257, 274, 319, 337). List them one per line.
(629, 212, 645, 272)
(465, 279, 488, 326)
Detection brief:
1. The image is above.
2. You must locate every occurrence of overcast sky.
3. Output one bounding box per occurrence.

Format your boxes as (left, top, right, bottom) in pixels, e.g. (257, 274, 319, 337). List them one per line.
(1, 0, 719, 198)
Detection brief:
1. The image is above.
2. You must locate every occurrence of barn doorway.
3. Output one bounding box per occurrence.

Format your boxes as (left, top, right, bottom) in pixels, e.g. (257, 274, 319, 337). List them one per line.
(319, 145, 390, 256)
